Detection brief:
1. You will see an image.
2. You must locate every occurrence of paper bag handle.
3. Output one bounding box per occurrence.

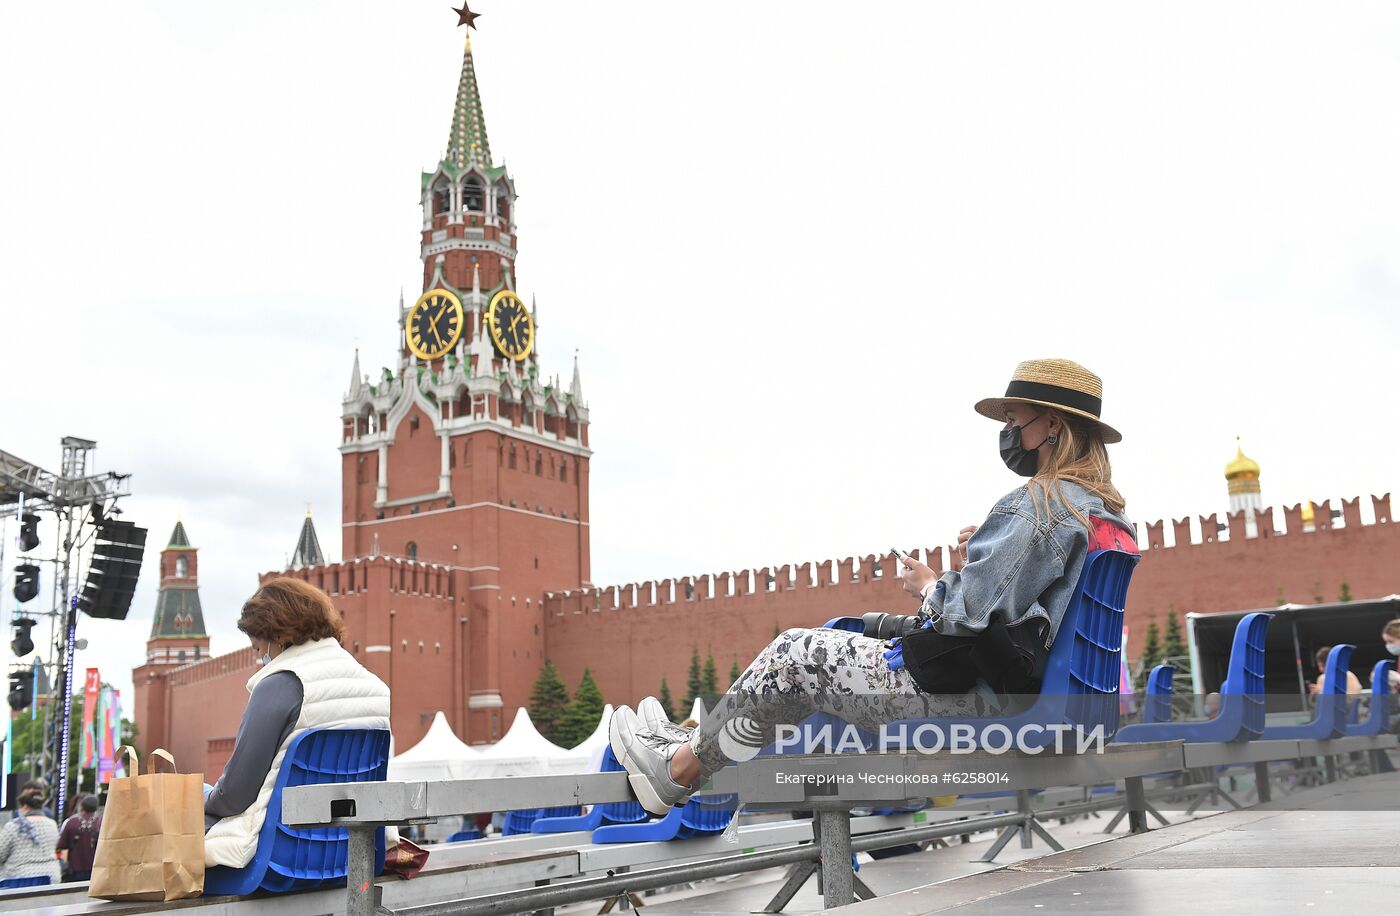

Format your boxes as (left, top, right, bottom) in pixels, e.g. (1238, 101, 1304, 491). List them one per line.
(116, 745, 138, 775)
(149, 748, 178, 774)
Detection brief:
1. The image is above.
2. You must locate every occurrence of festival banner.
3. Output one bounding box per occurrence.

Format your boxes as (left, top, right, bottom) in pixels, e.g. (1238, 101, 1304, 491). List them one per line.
(97, 687, 119, 784)
(81, 668, 100, 768)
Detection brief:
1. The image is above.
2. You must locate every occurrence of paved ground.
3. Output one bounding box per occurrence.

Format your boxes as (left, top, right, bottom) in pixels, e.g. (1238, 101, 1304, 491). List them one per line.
(559, 770, 1398, 915)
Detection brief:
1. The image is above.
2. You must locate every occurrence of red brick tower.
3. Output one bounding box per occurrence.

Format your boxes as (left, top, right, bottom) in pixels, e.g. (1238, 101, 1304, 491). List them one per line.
(132, 521, 212, 754)
(339, 29, 592, 739)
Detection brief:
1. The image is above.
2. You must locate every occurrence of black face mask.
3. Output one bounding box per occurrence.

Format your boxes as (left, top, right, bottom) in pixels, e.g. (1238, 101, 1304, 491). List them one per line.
(999, 415, 1044, 477)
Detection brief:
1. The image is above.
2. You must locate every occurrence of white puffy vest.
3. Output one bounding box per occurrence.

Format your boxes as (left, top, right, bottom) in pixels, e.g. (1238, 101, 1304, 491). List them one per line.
(204, 637, 390, 868)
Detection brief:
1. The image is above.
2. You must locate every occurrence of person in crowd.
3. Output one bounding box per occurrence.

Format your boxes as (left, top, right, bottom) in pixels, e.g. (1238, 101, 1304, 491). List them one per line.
(55, 795, 102, 882)
(18, 781, 53, 820)
(1306, 645, 1363, 697)
(203, 577, 390, 869)
(610, 359, 1138, 815)
(1381, 620, 1400, 690)
(0, 789, 61, 886)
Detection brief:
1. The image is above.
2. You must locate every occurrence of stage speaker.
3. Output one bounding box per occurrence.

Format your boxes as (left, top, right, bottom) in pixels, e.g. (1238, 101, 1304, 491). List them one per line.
(3, 772, 33, 811)
(79, 519, 147, 620)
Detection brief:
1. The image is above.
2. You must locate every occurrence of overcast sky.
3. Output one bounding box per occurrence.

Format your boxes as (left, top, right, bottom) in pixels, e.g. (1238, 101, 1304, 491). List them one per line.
(3, 1, 1399, 707)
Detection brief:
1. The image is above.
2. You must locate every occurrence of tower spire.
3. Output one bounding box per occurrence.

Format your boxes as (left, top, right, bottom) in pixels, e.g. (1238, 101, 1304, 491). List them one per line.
(348, 347, 362, 397)
(444, 19, 492, 172)
(570, 349, 585, 404)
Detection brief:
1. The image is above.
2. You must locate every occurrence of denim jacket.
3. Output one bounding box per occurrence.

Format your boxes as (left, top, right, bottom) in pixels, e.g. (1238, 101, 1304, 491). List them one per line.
(901, 479, 1136, 696)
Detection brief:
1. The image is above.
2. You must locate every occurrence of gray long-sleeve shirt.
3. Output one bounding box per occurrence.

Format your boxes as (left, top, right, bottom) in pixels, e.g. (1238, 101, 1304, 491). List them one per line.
(204, 672, 303, 831)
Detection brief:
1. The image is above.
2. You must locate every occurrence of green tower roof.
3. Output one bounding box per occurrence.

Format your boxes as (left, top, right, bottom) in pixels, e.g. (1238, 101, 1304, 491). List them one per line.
(167, 520, 193, 549)
(290, 513, 325, 569)
(150, 585, 207, 639)
(442, 33, 493, 174)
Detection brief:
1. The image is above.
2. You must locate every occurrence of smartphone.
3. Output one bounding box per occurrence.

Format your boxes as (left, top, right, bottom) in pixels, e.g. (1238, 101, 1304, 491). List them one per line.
(891, 547, 912, 565)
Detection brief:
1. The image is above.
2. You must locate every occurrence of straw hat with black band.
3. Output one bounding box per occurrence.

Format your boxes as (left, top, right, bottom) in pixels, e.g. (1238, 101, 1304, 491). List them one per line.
(974, 359, 1121, 444)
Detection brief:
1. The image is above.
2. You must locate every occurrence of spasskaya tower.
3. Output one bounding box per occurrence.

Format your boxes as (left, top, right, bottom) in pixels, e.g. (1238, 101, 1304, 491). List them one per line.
(337, 17, 592, 741)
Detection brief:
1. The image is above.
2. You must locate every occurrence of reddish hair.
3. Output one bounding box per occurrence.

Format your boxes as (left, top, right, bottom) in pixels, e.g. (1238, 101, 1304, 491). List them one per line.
(238, 577, 345, 649)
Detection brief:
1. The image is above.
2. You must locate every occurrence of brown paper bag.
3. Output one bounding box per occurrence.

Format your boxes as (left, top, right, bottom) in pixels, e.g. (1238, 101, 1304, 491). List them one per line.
(89, 746, 206, 901)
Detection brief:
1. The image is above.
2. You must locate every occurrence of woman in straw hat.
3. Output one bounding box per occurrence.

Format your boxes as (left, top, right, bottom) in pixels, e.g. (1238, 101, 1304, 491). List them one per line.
(608, 359, 1137, 816)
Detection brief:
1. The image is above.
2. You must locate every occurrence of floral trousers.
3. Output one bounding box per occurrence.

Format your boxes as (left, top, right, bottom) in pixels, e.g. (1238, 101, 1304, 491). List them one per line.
(688, 627, 996, 773)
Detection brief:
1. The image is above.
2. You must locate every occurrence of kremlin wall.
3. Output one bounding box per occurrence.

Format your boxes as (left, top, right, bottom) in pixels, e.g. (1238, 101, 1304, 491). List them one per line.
(541, 493, 1399, 705)
(130, 31, 1400, 780)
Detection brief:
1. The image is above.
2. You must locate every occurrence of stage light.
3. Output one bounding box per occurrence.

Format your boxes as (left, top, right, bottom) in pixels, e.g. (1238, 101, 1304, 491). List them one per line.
(18, 514, 39, 552)
(10, 618, 36, 657)
(13, 564, 39, 604)
(7, 674, 31, 712)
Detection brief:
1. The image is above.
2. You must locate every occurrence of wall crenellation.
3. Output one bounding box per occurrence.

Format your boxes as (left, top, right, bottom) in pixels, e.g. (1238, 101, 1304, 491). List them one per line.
(545, 493, 1392, 618)
(544, 546, 956, 617)
(1133, 493, 1390, 551)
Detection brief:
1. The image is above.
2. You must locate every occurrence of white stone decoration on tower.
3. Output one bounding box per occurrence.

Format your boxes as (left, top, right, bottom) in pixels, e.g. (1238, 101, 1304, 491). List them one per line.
(1225, 438, 1263, 538)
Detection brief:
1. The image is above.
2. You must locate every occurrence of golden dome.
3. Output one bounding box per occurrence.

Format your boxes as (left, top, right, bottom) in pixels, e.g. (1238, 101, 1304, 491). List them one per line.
(1224, 438, 1260, 481)
(1300, 500, 1315, 525)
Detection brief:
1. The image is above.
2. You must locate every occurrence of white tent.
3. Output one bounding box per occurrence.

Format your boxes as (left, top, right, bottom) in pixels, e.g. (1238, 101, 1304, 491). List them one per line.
(388, 711, 478, 782)
(468, 707, 574, 778)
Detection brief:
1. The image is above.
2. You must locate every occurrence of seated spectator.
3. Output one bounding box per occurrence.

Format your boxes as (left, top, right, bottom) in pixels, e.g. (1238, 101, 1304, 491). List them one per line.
(609, 359, 1138, 815)
(56, 795, 102, 882)
(203, 577, 390, 869)
(0, 789, 61, 886)
(1306, 646, 1363, 698)
(1382, 620, 1400, 690)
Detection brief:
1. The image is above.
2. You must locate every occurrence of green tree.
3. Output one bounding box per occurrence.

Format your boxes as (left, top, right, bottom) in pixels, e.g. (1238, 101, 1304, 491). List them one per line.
(1137, 617, 1163, 692)
(702, 651, 718, 696)
(1338, 581, 1353, 603)
(1275, 586, 1286, 607)
(657, 676, 675, 719)
(772, 622, 780, 639)
(683, 646, 704, 711)
(557, 668, 605, 748)
(1162, 611, 1186, 661)
(729, 658, 742, 687)
(1312, 580, 1323, 604)
(528, 660, 571, 744)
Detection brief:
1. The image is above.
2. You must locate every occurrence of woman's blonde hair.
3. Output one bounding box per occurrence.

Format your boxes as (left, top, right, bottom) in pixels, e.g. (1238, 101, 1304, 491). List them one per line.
(1028, 409, 1125, 528)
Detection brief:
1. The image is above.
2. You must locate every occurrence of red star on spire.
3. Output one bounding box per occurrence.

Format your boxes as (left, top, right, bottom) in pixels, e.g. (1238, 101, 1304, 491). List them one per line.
(453, 4, 482, 30)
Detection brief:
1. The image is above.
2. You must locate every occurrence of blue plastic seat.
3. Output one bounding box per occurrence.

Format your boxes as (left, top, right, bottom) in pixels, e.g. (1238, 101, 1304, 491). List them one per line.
(445, 828, 483, 842)
(1115, 612, 1271, 744)
(0, 877, 50, 889)
(590, 792, 737, 844)
(531, 746, 649, 833)
(204, 728, 390, 896)
(1343, 660, 1395, 737)
(1259, 645, 1354, 740)
(1142, 665, 1176, 725)
(502, 805, 583, 836)
(803, 549, 1138, 753)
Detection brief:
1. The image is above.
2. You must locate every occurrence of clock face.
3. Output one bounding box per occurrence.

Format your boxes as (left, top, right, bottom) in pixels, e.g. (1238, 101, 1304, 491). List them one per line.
(485, 289, 535, 361)
(405, 288, 465, 360)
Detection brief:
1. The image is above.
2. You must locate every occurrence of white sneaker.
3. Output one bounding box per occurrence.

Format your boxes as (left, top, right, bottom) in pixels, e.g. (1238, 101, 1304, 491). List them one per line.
(608, 706, 695, 816)
(638, 695, 693, 743)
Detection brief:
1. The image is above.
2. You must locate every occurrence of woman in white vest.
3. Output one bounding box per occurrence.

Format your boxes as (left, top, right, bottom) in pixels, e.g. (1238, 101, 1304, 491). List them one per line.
(203, 577, 390, 868)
